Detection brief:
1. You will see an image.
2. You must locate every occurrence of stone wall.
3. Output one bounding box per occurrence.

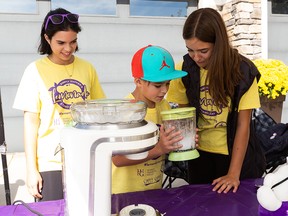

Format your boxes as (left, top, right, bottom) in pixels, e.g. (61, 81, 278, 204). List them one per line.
(221, 0, 262, 60)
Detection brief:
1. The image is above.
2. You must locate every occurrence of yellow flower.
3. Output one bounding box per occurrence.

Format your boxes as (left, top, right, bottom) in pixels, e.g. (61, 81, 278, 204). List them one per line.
(253, 59, 288, 99)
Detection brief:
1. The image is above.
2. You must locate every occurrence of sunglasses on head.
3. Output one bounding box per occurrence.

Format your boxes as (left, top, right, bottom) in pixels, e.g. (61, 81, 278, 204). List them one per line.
(45, 13, 79, 31)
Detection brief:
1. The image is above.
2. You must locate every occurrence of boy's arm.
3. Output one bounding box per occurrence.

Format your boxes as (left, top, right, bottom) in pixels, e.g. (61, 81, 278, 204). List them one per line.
(112, 125, 182, 167)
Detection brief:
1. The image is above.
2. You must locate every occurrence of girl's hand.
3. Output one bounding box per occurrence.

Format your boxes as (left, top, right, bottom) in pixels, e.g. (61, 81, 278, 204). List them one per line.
(211, 174, 240, 193)
(27, 169, 43, 199)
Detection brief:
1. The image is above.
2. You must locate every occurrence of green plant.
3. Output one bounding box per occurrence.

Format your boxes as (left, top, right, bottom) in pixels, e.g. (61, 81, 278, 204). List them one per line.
(253, 59, 288, 99)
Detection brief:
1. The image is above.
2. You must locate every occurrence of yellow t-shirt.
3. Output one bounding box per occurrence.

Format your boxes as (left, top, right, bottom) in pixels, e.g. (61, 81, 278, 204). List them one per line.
(167, 67, 260, 155)
(13, 56, 105, 171)
(112, 93, 171, 194)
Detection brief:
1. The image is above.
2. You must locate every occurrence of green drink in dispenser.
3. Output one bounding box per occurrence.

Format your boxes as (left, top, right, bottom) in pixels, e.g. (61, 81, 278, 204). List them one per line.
(161, 107, 200, 161)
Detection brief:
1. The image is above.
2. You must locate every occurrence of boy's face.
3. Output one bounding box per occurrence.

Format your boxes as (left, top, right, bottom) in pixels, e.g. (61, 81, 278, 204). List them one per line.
(136, 79, 170, 104)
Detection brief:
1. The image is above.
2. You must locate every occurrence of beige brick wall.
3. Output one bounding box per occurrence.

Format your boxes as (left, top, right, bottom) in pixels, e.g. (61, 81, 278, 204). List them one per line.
(221, 0, 262, 60)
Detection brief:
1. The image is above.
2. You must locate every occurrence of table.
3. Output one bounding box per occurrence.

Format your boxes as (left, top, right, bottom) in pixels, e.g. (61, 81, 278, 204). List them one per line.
(112, 178, 262, 216)
(0, 199, 65, 216)
(0, 178, 284, 216)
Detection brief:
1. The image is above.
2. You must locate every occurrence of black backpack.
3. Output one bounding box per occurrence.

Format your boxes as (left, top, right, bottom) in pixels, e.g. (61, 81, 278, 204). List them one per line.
(252, 108, 288, 173)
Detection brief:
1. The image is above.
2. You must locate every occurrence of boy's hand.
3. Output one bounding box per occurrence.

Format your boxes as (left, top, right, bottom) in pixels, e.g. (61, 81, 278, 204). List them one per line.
(155, 125, 183, 155)
(195, 128, 199, 148)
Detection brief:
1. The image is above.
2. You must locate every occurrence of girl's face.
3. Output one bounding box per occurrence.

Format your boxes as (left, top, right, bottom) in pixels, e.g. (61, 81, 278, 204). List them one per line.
(185, 37, 214, 69)
(45, 29, 78, 65)
(136, 79, 170, 108)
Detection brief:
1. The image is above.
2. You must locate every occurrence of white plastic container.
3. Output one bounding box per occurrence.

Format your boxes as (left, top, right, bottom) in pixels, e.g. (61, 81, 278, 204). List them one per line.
(60, 99, 159, 216)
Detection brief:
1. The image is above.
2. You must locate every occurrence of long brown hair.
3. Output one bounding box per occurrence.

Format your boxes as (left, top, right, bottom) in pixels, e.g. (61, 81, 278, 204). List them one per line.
(183, 8, 242, 107)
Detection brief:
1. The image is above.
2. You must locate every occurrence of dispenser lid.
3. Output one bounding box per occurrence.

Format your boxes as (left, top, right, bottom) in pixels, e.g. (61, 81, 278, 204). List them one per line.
(119, 204, 158, 216)
(161, 107, 196, 121)
(70, 99, 147, 124)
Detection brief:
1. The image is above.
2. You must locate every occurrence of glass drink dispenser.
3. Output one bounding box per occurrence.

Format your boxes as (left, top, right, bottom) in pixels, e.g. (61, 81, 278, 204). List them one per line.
(161, 107, 199, 161)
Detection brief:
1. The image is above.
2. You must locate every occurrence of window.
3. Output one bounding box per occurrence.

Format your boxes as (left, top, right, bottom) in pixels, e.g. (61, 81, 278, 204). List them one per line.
(271, 0, 288, 14)
(0, 0, 36, 13)
(130, 0, 187, 17)
(51, 0, 117, 15)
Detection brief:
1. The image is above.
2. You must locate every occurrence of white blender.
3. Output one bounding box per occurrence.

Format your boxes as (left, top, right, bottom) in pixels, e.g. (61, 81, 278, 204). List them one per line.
(60, 99, 159, 216)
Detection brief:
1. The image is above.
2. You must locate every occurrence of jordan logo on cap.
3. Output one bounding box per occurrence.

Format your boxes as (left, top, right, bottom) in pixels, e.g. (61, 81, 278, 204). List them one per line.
(160, 57, 170, 70)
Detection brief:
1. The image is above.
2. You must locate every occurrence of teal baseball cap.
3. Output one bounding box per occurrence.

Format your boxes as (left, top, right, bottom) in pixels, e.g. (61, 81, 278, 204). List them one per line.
(131, 45, 187, 82)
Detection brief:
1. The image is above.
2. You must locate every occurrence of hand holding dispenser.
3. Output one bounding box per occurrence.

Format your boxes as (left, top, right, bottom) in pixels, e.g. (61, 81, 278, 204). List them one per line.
(161, 107, 199, 161)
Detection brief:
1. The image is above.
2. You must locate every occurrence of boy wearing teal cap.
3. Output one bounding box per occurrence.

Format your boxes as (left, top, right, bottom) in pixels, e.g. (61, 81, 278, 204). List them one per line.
(112, 45, 188, 194)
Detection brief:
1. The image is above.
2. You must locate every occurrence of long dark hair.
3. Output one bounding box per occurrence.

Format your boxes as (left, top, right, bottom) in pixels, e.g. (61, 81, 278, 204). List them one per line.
(38, 8, 82, 55)
(183, 8, 242, 107)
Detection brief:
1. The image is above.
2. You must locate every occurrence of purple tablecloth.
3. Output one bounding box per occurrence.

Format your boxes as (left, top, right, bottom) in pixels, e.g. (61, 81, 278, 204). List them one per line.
(112, 178, 262, 216)
(1, 178, 284, 216)
(0, 199, 65, 216)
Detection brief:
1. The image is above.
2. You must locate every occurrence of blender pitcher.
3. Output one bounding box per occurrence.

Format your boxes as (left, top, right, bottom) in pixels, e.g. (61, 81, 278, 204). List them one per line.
(161, 107, 199, 161)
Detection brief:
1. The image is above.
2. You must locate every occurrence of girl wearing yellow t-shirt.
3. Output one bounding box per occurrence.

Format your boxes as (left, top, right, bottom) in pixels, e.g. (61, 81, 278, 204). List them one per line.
(167, 8, 266, 194)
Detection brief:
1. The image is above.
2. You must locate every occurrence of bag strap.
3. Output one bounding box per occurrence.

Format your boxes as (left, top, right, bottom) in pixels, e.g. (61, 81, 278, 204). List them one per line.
(252, 108, 276, 123)
(279, 123, 288, 136)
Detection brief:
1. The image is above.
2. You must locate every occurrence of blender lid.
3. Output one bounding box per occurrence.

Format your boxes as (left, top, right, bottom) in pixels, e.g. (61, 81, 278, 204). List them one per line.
(161, 107, 196, 121)
(119, 204, 159, 216)
(70, 99, 147, 124)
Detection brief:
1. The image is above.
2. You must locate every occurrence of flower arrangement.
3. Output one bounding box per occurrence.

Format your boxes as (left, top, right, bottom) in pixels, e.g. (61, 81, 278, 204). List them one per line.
(253, 59, 288, 99)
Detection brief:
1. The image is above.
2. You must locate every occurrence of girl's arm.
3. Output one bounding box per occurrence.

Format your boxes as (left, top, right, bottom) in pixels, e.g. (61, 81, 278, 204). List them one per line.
(212, 109, 251, 193)
(24, 111, 43, 199)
